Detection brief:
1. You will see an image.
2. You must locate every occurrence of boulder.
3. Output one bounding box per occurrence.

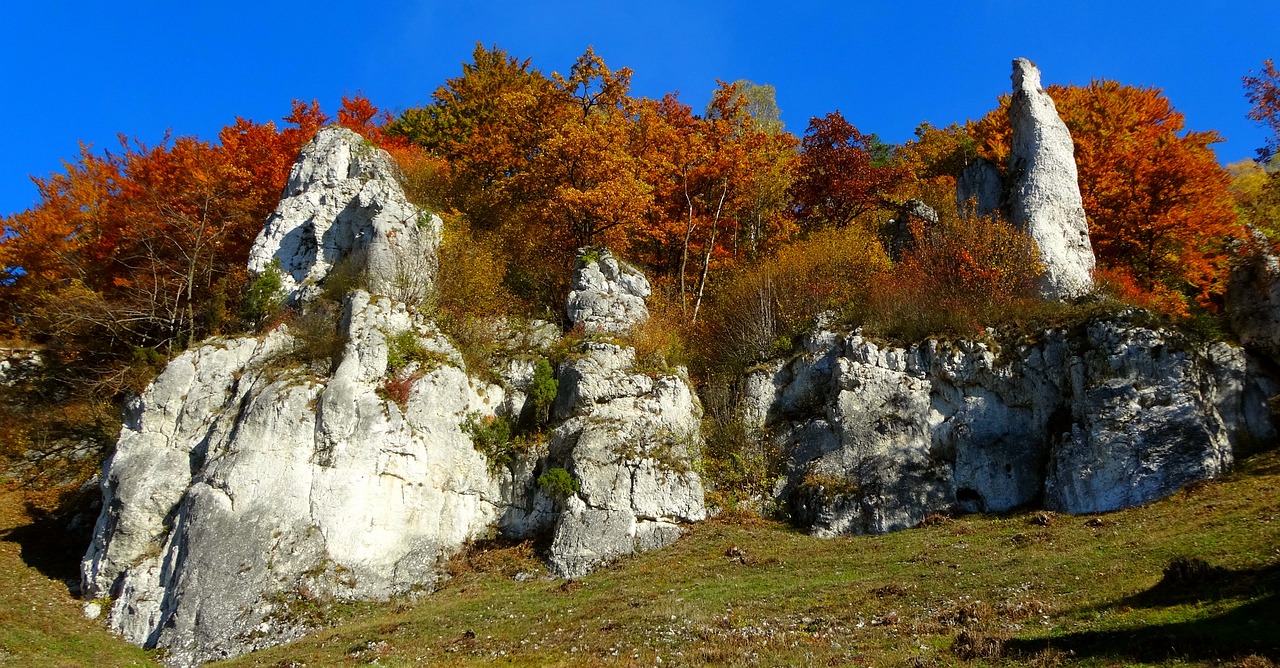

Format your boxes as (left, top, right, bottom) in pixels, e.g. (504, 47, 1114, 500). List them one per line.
(566, 248, 651, 335)
(1007, 58, 1097, 300)
(247, 127, 441, 305)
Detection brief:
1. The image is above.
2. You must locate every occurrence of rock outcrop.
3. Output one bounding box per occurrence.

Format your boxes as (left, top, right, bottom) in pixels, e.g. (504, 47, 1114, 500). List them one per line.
(247, 127, 441, 305)
(566, 248, 651, 335)
(1227, 230, 1280, 366)
(545, 342, 706, 578)
(80, 293, 512, 666)
(743, 317, 1275, 535)
(82, 129, 701, 665)
(1008, 58, 1096, 300)
(956, 59, 1096, 301)
(956, 158, 1004, 218)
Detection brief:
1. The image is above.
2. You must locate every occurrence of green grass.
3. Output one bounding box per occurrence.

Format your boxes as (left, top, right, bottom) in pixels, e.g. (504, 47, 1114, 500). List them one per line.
(4, 452, 1279, 667)
(0, 485, 157, 667)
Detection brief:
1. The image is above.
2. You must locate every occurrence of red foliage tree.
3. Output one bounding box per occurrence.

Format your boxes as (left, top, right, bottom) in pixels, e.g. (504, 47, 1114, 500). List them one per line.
(791, 111, 908, 229)
(1244, 59, 1280, 161)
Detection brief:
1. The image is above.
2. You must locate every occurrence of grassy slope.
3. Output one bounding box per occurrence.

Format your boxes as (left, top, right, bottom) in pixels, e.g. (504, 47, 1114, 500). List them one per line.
(217, 450, 1280, 667)
(0, 484, 156, 667)
(3, 452, 1277, 668)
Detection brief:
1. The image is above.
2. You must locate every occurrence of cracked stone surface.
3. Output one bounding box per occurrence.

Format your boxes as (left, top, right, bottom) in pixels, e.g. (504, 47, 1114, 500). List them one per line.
(742, 317, 1275, 535)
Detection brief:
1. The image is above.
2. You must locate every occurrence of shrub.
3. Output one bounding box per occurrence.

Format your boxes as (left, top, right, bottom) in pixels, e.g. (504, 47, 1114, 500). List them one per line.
(629, 287, 689, 376)
(433, 218, 521, 377)
(281, 300, 346, 374)
(378, 375, 414, 408)
(527, 358, 558, 426)
(695, 224, 890, 377)
(866, 204, 1044, 342)
(385, 330, 429, 374)
(320, 250, 369, 305)
(242, 260, 287, 328)
(462, 412, 525, 471)
(697, 382, 784, 512)
(537, 467, 579, 500)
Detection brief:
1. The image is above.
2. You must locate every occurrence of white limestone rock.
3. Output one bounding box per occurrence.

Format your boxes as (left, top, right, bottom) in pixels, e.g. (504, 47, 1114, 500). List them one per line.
(545, 342, 706, 578)
(750, 318, 1274, 535)
(247, 127, 441, 305)
(80, 292, 510, 667)
(566, 248, 651, 335)
(1008, 58, 1097, 300)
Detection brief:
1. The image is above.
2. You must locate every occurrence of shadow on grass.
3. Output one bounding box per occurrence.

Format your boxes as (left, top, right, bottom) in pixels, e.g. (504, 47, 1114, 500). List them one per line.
(0, 489, 98, 594)
(1006, 561, 1280, 663)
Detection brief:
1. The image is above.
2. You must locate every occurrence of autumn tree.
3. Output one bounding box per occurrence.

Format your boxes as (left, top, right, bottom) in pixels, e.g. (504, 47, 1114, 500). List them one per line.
(971, 81, 1243, 313)
(386, 45, 558, 232)
(791, 111, 908, 230)
(632, 83, 798, 321)
(1244, 59, 1280, 162)
(0, 101, 329, 392)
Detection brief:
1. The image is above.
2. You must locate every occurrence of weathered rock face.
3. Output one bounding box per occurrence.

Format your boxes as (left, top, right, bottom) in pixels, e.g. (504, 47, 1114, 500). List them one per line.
(743, 317, 1275, 535)
(81, 292, 511, 666)
(566, 248, 651, 335)
(544, 349, 705, 577)
(247, 127, 441, 305)
(1007, 58, 1097, 300)
(956, 158, 1004, 218)
(83, 130, 700, 665)
(1227, 231, 1280, 366)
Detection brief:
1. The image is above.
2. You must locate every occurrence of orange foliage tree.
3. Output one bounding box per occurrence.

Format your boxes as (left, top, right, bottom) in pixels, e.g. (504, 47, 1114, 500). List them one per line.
(0, 101, 328, 391)
(388, 47, 799, 322)
(971, 81, 1243, 314)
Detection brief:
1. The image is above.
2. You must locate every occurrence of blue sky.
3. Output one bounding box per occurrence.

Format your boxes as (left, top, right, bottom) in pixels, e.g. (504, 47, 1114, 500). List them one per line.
(3, 1, 1277, 217)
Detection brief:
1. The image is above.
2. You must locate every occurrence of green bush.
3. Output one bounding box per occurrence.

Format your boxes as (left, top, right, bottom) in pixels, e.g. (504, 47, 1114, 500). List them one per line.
(242, 260, 287, 327)
(462, 413, 521, 470)
(537, 467, 579, 500)
(528, 358, 558, 426)
(385, 330, 425, 373)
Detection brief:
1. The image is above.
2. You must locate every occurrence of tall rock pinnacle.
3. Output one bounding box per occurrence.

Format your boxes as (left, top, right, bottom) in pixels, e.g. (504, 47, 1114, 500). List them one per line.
(1008, 58, 1096, 300)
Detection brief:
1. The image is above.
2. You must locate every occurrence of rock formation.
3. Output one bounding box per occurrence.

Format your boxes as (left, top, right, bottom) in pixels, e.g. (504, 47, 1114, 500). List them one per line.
(956, 158, 1003, 218)
(956, 59, 1096, 300)
(81, 128, 701, 666)
(1008, 58, 1097, 299)
(81, 293, 512, 666)
(1227, 230, 1280, 366)
(742, 317, 1275, 535)
(247, 127, 441, 305)
(546, 342, 706, 578)
(566, 248, 652, 334)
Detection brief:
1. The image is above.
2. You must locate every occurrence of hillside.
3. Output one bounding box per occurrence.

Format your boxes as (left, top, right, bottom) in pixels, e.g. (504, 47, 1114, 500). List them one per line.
(4, 449, 1276, 667)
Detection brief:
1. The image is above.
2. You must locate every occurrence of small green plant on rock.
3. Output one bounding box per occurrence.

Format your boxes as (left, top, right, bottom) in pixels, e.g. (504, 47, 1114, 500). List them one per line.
(242, 260, 287, 328)
(537, 467, 579, 500)
(528, 357, 558, 426)
(462, 413, 529, 472)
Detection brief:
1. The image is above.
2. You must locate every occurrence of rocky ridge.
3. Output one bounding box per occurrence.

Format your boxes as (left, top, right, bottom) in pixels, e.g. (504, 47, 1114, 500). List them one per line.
(81, 130, 705, 666)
